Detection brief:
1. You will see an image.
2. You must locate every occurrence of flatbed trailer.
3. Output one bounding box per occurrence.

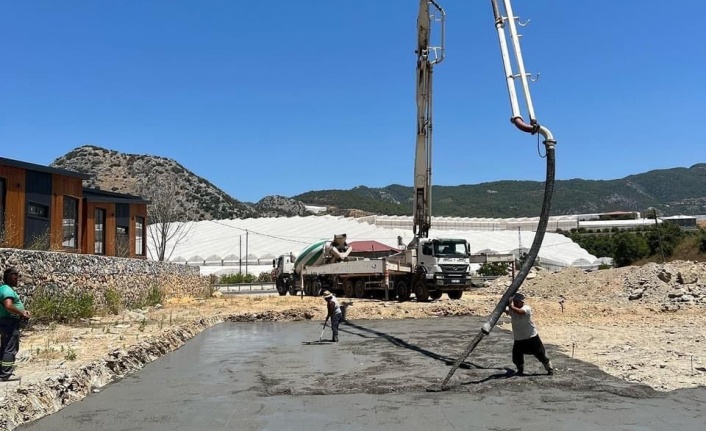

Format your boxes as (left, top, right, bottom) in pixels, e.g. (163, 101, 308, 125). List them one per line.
(298, 258, 412, 299)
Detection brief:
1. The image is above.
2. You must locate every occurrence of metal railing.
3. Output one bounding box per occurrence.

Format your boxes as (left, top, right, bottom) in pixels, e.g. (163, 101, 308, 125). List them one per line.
(216, 282, 277, 294)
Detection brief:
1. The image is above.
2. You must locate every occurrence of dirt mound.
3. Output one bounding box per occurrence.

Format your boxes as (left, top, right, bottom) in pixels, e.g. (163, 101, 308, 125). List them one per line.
(622, 261, 706, 309)
(480, 261, 706, 310)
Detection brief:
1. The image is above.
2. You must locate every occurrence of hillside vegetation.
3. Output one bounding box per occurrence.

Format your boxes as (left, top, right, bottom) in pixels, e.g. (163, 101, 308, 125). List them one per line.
(51, 145, 705, 220)
(295, 164, 706, 218)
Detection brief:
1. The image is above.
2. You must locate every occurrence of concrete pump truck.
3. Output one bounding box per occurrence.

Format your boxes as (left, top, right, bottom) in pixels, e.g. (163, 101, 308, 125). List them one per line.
(272, 0, 474, 301)
(395, 0, 473, 301)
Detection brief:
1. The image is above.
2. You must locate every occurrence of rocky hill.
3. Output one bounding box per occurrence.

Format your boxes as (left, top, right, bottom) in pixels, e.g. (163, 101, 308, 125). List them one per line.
(50, 145, 310, 220)
(51, 146, 706, 220)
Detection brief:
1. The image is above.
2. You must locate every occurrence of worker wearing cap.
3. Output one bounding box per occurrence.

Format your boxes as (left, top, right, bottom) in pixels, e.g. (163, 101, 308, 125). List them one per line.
(505, 293, 553, 376)
(323, 291, 342, 342)
(0, 267, 30, 382)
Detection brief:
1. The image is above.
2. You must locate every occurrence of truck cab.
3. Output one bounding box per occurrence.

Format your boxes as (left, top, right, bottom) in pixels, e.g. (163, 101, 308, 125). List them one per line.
(414, 238, 472, 300)
(272, 253, 296, 296)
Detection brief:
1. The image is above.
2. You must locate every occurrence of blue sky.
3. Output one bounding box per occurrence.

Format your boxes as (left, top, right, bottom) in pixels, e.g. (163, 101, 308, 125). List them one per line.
(1, 1, 704, 203)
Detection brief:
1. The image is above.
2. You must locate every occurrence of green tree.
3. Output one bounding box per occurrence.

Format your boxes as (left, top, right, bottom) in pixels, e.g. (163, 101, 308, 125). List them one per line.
(646, 221, 684, 258)
(570, 234, 614, 258)
(612, 232, 650, 267)
(477, 262, 509, 276)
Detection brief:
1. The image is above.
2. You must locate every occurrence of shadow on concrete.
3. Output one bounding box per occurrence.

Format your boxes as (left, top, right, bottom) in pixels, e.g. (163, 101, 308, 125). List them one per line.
(342, 320, 505, 372)
(460, 368, 552, 385)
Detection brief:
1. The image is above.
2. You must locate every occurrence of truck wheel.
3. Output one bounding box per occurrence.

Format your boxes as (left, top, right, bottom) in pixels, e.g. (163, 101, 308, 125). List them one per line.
(276, 279, 287, 296)
(343, 280, 355, 298)
(354, 280, 366, 298)
(288, 282, 297, 296)
(414, 280, 430, 302)
(448, 290, 463, 300)
(430, 290, 442, 300)
(396, 281, 411, 302)
(304, 279, 313, 296)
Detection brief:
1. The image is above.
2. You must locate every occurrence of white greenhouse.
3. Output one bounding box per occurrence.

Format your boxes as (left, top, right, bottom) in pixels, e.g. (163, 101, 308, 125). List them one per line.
(147, 215, 600, 276)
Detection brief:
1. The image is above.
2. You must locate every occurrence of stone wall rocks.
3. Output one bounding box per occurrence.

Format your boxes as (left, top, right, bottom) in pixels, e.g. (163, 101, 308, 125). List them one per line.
(0, 248, 210, 310)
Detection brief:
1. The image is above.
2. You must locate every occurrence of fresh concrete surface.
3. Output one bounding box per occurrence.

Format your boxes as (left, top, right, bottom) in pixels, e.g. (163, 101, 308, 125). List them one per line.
(18, 317, 706, 430)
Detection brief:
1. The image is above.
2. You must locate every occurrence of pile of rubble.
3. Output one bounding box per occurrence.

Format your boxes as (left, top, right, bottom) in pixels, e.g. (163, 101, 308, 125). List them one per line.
(480, 260, 706, 311)
(622, 261, 705, 310)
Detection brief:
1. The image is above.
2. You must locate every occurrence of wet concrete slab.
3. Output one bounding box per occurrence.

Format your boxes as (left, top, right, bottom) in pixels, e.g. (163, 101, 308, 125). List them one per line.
(18, 317, 706, 430)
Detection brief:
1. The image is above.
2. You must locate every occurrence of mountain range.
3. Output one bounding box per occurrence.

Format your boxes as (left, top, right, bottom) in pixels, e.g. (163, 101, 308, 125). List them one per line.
(50, 145, 706, 220)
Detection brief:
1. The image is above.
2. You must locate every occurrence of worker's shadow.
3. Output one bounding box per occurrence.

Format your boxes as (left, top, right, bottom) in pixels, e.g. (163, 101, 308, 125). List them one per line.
(340, 321, 500, 372)
(460, 368, 515, 384)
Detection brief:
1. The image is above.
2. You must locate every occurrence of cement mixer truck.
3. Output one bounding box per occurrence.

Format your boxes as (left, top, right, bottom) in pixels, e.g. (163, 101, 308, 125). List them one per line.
(273, 233, 472, 301)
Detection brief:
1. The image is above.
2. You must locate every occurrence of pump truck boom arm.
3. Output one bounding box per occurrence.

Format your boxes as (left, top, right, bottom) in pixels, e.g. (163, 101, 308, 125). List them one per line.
(432, 0, 559, 391)
(413, 0, 445, 240)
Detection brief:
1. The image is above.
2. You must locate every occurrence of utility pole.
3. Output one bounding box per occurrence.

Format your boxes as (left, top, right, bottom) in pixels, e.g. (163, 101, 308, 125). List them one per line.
(652, 208, 665, 263)
(245, 230, 249, 275)
(239, 235, 242, 274)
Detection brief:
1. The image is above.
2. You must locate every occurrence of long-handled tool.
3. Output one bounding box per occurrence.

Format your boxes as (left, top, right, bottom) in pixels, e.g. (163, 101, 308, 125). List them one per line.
(303, 317, 330, 345)
(319, 317, 329, 342)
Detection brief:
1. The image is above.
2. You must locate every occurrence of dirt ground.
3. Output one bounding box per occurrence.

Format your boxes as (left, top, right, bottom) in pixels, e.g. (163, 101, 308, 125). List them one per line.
(13, 260, 706, 393)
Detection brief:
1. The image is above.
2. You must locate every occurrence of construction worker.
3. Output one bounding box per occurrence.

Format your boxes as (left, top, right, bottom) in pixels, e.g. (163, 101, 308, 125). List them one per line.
(322, 290, 342, 342)
(505, 293, 553, 376)
(1, 267, 30, 382)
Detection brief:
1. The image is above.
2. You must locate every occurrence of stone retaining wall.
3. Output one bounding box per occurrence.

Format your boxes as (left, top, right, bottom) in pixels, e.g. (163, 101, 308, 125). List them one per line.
(0, 249, 211, 310)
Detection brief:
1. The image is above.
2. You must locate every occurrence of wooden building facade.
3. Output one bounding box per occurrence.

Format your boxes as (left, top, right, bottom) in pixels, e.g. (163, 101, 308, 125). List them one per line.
(0, 157, 149, 258)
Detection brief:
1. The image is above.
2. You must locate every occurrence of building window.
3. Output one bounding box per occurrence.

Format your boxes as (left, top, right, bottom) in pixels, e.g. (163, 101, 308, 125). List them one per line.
(94, 208, 106, 255)
(62, 196, 79, 249)
(116, 225, 129, 257)
(28, 202, 49, 219)
(135, 216, 145, 256)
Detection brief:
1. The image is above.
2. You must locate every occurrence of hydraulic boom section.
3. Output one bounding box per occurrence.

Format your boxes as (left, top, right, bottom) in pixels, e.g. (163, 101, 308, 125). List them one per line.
(430, 0, 559, 391)
(412, 0, 445, 241)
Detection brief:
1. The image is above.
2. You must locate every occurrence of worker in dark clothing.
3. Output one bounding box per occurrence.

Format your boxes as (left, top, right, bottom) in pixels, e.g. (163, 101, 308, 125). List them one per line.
(323, 290, 342, 342)
(0, 267, 30, 382)
(505, 293, 553, 376)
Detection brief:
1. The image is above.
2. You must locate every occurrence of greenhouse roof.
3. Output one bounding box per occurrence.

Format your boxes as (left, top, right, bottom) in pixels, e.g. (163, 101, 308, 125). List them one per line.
(148, 215, 598, 270)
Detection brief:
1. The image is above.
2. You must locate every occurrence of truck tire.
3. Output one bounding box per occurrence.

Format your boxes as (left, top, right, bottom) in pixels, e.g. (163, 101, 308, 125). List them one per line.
(430, 290, 442, 300)
(288, 282, 297, 296)
(303, 279, 313, 296)
(276, 279, 287, 296)
(448, 290, 463, 300)
(396, 281, 411, 302)
(343, 280, 355, 298)
(414, 280, 430, 302)
(354, 280, 366, 298)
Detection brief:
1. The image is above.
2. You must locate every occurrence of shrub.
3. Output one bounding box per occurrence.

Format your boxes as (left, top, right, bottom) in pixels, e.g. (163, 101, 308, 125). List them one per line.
(126, 285, 164, 309)
(104, 287, 123, 315)
(257, 271, 273, 283)
(219, 273, 256, 284)
(30, 286, 95, 323)
(477, 262, 509, 276)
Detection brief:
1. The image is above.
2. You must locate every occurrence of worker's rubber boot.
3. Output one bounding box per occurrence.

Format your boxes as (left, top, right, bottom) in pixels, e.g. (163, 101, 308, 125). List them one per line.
(515, 366, 524, 376)
(332, 336, 339, 342)
(0, 376, 20, 382)
(543, 361, 554, 375)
